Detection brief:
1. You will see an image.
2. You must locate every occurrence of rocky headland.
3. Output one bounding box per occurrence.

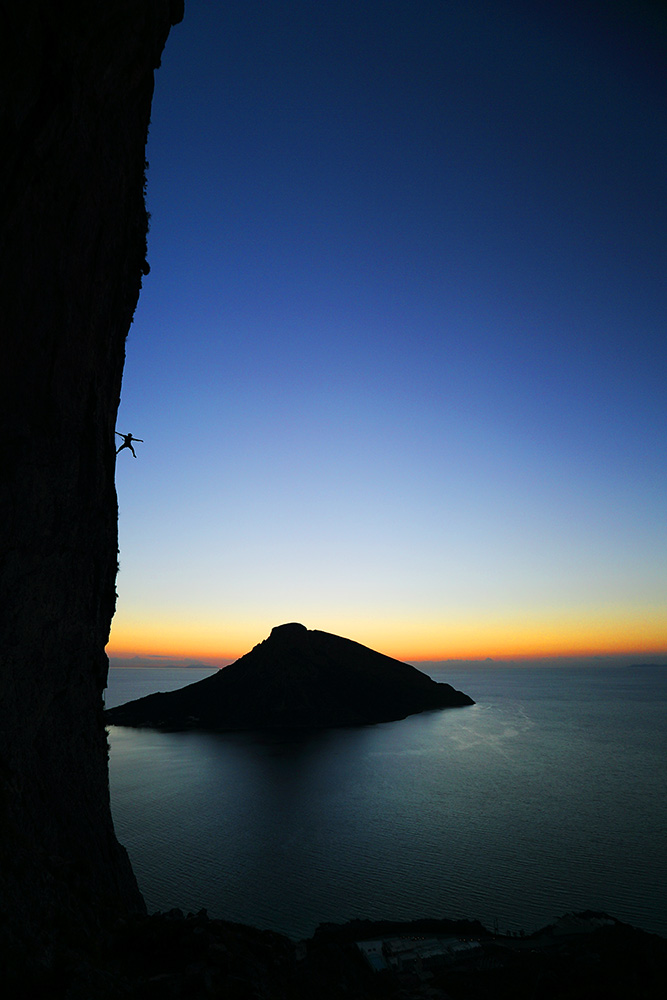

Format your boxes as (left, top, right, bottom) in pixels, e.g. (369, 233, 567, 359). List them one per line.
(105, 622, 474, 730)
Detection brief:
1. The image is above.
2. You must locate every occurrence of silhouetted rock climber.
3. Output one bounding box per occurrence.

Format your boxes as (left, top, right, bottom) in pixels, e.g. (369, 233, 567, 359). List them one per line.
(115, 432, 143, 457)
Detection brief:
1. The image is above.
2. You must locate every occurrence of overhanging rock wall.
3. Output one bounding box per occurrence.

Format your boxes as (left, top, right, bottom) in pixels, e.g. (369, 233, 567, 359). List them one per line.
(0, 0, 183, 961)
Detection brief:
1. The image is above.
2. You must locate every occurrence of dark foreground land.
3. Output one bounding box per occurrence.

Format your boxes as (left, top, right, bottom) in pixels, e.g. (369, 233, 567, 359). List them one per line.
(17, 908, 667, 999)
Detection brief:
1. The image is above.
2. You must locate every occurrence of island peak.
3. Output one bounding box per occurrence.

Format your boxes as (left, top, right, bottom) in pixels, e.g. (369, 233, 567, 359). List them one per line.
(268, 622, 309, 640)
(106, 625, 474, 731)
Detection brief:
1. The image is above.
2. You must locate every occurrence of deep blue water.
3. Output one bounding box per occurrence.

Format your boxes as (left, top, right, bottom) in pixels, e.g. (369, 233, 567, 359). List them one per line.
(106, 664, 667, 940)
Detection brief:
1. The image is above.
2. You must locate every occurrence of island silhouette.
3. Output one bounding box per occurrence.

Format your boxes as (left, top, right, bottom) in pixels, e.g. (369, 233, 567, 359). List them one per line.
(105, 622, 474, 730)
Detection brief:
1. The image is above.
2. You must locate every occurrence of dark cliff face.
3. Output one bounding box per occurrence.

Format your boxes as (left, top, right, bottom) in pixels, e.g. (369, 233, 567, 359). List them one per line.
(106, 623, 475, 731)
(0, 0, 183, 960)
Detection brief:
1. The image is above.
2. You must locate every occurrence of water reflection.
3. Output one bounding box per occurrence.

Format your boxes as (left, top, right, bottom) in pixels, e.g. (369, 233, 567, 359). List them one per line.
(108, 666, 667, 940)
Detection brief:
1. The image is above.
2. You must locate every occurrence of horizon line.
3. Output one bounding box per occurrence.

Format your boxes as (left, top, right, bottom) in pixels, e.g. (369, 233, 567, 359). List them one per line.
(107, 649, 667, 670)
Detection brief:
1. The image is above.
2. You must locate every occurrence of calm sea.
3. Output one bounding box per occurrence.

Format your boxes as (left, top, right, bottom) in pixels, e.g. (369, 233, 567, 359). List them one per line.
(106, 664, 667, 940)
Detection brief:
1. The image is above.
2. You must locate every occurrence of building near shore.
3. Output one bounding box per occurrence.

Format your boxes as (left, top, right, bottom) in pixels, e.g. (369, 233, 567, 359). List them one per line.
(358, 935, 481, 973)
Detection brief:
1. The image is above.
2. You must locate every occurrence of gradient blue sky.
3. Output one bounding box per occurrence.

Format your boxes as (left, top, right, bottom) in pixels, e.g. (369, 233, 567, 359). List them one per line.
(110, 0, 666, 665)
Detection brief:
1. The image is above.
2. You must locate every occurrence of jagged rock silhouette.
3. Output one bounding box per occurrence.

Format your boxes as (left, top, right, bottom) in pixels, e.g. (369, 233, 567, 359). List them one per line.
(0, 0, 183, 975)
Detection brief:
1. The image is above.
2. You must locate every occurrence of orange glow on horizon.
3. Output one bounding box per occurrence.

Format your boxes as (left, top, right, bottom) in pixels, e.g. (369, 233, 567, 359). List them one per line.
(107, 611, 667, 666)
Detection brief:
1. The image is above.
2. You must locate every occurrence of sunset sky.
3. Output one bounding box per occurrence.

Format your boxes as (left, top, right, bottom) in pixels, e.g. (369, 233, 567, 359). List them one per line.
(109, 1, 666, 667)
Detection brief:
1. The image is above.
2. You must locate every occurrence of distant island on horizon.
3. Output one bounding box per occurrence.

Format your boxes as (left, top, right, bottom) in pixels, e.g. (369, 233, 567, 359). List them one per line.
(105, 622, 475, 731)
